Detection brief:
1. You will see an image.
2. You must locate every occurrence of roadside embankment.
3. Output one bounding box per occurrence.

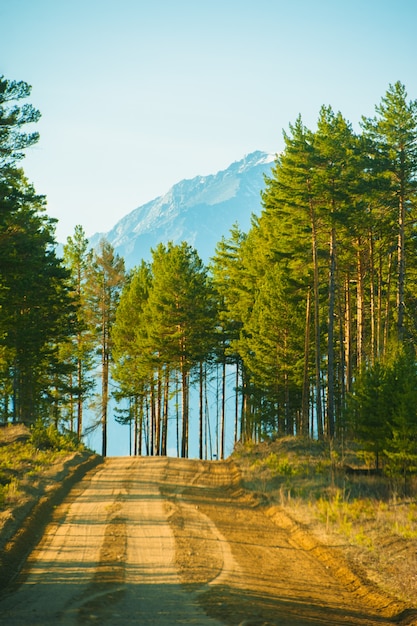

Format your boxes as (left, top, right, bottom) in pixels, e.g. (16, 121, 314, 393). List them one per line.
(0, 424, 102, 589)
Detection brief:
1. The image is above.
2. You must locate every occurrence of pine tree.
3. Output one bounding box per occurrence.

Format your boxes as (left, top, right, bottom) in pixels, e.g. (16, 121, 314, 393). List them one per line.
(63, 225, 96, 438)
(383, 346, 417, 493)
(362, 82, 417, 341)
(0, 74, 75, 425)
(87, 239, 125, 456)
(312, 106, 363, 438)
(241, 263, 305, 437)
(210, 224, 247, 448)
(112, 261, 152, 455)
(146, 242, 214, 457)
(0, 170, 75, 422)
(259, 117, 324, 438)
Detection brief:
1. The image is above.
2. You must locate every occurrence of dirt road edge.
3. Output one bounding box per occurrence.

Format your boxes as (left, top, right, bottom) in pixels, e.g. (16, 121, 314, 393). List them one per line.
(265, 504, 417, 625)
(0, 452, 103, 590)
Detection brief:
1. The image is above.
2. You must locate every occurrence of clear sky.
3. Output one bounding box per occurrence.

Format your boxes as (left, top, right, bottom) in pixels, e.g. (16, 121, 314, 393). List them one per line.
(1, 0, 417, 243)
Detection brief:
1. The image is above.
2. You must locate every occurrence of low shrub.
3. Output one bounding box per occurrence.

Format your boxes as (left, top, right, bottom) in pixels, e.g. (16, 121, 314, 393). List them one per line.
(30, 421, 82, 452)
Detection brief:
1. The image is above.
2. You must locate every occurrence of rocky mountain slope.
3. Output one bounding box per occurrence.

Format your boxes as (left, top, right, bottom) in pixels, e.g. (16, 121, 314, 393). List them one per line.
(90, 150, 274, 267)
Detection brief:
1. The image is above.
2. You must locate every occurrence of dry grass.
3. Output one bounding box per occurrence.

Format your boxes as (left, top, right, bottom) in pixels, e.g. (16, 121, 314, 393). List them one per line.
(0, 423, 87, 536)
(0, 424, 71, 507)
(233, 437, 417, 607)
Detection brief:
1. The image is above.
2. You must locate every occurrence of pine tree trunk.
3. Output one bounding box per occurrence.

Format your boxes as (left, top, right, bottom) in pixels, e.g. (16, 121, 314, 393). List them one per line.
(383, 252, 393, 355)
(220, 360, 226, 459)
(240, 372, 248, 442)
(344, 275, 352, 394)
(150, 378, 155, 456)
(199, 361, 204, 460)
(235, 360, 239, 444)
(310, 199, 324, 439)
(377, 253, 383, 359)
(77, 357, 83, 439)
(181, 363, 189, 458)
(155, 369, 162, 455)
(175, 373, 180, 457)
(134, 396, 138, 456)
(356, 243, 364, 369)
(162, 368, 169, 456)
(397, 188, 406, 340)
(283, 328, 292, 435)
(301, 287, 311, 436)
(138, 395, 144, 456)
(327, 225, 336, 439)
(369, 232, 376, 363)
(68, 372, 74, 433)
(101, 345, 108, 457)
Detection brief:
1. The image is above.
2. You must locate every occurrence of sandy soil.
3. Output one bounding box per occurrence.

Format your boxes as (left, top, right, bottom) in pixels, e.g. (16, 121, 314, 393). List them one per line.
(0, 456, 415, 626)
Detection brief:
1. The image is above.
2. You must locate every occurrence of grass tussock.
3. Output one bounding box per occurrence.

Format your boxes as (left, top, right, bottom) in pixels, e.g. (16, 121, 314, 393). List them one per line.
(232, 437, 417, 606)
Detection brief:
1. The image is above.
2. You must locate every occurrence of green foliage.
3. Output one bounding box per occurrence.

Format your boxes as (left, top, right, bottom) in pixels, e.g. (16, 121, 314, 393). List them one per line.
(112, 260, 152, 395)
(347, 360, 391, 465)
(0, 75, 41, 167)
(62, 225, 96, 437)
(222, 81, 417, 448)
(0, 75, 77, 425)
(29, 419, 82, 451)
(112, 242, 216, 457)
(347, 345, 417, 485)
(264, 453, 297, 476)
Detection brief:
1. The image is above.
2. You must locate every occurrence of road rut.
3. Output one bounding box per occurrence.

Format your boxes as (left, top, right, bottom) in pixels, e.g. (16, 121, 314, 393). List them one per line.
(0, 457, 406, 625)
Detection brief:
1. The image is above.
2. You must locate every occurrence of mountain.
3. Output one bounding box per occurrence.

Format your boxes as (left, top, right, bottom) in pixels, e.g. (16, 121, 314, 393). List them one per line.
(90, 150, 275, 268)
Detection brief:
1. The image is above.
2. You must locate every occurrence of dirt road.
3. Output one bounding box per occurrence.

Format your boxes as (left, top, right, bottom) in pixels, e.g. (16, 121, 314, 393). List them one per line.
(0, 457, 407, 625)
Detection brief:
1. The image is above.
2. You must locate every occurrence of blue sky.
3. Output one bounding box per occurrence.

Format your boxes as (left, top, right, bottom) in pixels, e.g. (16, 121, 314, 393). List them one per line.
(1, 0, 417, 243)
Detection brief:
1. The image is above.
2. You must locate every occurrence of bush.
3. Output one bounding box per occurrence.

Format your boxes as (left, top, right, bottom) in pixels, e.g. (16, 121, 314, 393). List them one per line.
(30, 420, 81, 451)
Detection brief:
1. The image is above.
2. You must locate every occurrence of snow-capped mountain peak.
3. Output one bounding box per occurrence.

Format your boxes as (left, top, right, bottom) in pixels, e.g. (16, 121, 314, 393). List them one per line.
(90, 151, 274, 267)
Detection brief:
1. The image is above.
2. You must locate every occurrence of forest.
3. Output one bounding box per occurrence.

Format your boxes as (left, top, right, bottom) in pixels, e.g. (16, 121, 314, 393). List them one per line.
(1, 74, 417, 480)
